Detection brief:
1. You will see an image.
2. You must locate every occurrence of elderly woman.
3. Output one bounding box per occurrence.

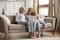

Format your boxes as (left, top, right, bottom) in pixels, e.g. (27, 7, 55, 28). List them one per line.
(16, 7, 26, 23)
(15, 7, 28, 31)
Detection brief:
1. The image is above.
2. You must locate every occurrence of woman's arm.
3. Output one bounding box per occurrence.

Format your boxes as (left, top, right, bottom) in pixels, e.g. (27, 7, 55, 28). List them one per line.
(16, 14, 19, 22)
(16, 14, 22, 22)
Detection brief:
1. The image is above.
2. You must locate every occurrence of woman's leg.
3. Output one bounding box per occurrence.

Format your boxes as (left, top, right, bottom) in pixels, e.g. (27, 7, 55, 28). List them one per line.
(28, 21, 36, 39)
(28, 21, 35, 38)
(27, 21, 36, 38)
(30, 22, 35, 38)
(27, 22, 32, 38)
(36, 22, 40, 37)
(33, 22, 37, 38)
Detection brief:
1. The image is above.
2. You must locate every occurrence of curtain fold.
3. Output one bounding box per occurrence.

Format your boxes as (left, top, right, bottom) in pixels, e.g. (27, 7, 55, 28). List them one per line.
(54, 0, 60, 33)
(48, 0, 53, 17)
(33, 0, 38, 12)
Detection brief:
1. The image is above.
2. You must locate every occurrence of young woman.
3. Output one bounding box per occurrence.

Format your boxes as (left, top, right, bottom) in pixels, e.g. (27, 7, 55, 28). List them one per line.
(31, 10, 41, 38)
(25, 8, 37, 38)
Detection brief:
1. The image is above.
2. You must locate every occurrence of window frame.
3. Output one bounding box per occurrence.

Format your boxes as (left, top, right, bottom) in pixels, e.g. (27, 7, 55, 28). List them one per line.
(38, 0, 54, 16)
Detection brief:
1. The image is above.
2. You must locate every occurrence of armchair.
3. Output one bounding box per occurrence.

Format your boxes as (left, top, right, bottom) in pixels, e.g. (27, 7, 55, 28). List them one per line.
(40, 17, 56, 37)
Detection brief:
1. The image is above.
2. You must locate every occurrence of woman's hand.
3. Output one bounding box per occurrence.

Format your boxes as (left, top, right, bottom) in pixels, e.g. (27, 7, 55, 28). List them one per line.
(37, 15, 40, 20)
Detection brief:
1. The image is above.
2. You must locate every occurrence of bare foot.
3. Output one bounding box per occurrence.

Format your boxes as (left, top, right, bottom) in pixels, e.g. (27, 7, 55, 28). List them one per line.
(31, 36, 36, 39)
(37, 34, 41, 38)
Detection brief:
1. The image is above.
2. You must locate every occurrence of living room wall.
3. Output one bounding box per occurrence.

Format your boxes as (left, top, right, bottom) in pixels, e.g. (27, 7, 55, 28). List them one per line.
(0, 0, 34, 15)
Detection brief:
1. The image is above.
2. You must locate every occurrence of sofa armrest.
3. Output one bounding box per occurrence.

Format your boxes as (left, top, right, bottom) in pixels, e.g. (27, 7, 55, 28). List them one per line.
(0, 20, 8, 33)
(44, 17, 56, 30)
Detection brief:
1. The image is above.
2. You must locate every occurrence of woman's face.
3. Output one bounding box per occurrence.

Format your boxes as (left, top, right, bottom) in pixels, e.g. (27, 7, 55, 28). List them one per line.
(28, 9, 34, 14)
(19, 8, 25, 14)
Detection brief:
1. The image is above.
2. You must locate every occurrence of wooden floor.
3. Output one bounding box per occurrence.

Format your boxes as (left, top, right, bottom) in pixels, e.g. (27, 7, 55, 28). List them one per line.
(0, 32, 60, 40)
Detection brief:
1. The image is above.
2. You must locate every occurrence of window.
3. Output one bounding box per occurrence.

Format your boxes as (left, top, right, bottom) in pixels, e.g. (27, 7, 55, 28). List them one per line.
(39, 0, 54, 16)
(39, 0, 49, 5)
(39, 7, 48, 16)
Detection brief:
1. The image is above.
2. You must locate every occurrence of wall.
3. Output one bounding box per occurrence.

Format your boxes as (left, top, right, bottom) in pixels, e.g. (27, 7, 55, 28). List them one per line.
(26, 0, 34, 11)
(0, 0, 34, 15)
(33, 0, 38, 12)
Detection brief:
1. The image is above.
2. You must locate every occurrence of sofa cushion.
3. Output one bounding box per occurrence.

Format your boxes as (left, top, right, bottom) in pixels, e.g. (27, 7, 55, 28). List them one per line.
(0, 15, 11, 25)
(6, 16, 16, 24)
(8, 24, 26, 30)
(9, 30, 26, 33)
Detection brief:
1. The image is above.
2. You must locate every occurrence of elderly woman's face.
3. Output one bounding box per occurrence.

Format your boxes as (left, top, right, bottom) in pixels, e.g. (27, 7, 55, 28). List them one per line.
(19, 8, 25, 13)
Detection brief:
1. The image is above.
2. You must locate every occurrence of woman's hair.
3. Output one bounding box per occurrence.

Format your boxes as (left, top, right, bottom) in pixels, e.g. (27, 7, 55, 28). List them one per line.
(27, 7, 34, 14)
(31, 10, 38, 16)
(19, 7, 24, 13)
(27, 7, 38, 16)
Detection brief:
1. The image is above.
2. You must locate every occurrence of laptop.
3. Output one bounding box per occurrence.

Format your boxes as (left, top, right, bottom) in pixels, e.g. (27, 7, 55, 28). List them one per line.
(28, 15, 37, 22)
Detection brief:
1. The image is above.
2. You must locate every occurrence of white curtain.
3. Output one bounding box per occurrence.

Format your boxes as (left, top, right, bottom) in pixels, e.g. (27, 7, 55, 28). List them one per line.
(48, 0, 53, 17)
(54, 0, 60, 33)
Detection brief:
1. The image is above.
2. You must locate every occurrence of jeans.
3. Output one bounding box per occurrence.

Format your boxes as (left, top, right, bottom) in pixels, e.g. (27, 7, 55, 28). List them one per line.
(27, 21, 36, 32)
(34, 21, 40, 31)
(33, 19, 45, 31)
(38, 19, 45, 24)
(17, 21, 28, 31)
(20, 19, 45, 32)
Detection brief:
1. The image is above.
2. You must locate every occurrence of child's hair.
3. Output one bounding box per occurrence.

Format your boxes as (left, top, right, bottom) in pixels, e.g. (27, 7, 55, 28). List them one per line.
(30, 10, 38, 16)
(19, 7, 25, 13)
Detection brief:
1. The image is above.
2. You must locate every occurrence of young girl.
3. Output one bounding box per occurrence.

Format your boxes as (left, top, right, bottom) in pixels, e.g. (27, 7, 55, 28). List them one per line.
(33, 10, 45, 37)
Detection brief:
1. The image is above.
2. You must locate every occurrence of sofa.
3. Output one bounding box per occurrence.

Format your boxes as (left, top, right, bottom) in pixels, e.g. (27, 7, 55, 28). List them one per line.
(0, 15, 26, 33)
(0, 15, 56, 33)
